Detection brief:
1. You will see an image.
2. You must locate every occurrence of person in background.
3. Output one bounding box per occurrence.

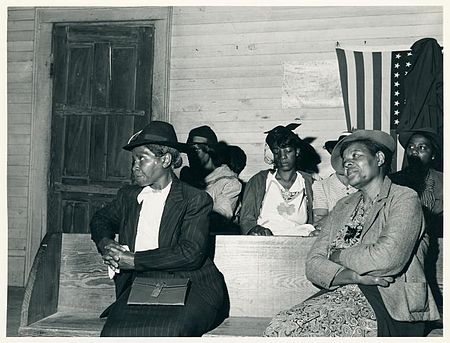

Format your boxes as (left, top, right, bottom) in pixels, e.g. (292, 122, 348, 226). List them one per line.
(227, 144, 247, 176)
(240, 123, 315, 236)
(224, 144, 247, 226)
(264, 130, 439, 337)
(389, 127, 443, 308)
(180, 125, 242, 233)
(180, 125, 217, 189)
(311, 132, 357, 234)
(90, 121, 228, 336)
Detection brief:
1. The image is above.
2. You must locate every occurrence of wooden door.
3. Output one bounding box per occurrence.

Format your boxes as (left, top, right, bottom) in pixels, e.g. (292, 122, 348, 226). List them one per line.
(48, 24, 154, 233)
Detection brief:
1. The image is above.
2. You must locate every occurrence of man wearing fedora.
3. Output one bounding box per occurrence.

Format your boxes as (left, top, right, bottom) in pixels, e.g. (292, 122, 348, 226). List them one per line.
(390, 127, 443, 309)
(90, 121, 228, 336)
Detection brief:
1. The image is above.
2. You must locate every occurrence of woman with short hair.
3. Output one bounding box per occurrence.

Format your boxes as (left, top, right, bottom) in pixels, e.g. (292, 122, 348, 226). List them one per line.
(264, 130, 439, 337)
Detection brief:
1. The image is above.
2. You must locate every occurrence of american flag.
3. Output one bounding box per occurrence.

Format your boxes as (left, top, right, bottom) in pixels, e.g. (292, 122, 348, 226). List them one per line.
(335, 46, 413, 171)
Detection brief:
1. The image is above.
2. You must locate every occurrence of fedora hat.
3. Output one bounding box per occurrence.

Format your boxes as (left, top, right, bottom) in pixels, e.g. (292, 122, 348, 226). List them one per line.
(331, 130, 396, 174)
(324, 132, 352, 154)
(123, 121, 188, 152)
(398, 127, 441, 151)
(186, 125, 218, 146)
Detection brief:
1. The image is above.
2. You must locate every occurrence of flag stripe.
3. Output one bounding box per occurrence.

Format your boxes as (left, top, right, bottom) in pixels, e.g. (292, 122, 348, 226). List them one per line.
(397, 141, 405, 171)
(372, 52, 382, 130)
(354, 51, 365, 129)
(363, 52, 373, 130)
(336, 48, 351, 131)
(381, 51, 391, 134)
(346, 49, 357, 131)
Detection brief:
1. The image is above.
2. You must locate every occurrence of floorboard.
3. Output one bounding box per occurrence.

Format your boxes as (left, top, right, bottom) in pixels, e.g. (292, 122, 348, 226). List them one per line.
(7, 286, 25, 337)
(7, 285, 442, 337)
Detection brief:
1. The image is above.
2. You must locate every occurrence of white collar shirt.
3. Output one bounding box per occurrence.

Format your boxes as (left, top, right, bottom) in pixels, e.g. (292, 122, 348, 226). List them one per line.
(134, 182, 172, 252)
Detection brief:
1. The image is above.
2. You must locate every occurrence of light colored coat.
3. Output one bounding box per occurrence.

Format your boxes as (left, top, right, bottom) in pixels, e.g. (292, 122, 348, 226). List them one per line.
(306, 177, 440, 322)
(205, 164, 242, 219)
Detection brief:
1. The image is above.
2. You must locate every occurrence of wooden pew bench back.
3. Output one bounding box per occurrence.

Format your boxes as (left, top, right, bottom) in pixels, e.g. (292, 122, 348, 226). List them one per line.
(19, 233, 114, 336)
(58, 234, 115, 313)
(212, 235, 318, 317)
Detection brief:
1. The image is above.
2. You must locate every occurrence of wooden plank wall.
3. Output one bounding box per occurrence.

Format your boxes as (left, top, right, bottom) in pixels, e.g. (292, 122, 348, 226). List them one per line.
(7, 7, 36, 286)
(169, 6, 443, 181)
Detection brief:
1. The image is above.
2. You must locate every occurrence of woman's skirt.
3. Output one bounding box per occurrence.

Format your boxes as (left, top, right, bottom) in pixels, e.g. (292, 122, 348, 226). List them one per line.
(263, 284, 377, 337)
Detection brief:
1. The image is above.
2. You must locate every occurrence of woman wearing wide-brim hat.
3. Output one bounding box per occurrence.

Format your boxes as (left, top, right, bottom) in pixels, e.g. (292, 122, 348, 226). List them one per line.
(264, 129, 439, 337)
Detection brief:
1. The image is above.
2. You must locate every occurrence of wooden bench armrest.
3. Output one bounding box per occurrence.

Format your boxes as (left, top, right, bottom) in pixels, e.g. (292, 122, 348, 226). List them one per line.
(20, 233, 62, 327)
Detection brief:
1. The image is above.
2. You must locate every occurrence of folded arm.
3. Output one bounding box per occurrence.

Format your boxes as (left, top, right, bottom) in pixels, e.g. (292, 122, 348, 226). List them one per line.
(333, 191, 424, 277)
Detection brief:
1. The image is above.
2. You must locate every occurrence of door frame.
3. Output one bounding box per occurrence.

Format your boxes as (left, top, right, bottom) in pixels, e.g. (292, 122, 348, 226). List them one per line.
(26, 6, 172, 277)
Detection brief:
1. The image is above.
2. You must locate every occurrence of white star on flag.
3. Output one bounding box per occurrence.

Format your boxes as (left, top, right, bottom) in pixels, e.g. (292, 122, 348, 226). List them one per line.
(405, 71, 408, 75)
(407, 52, 412, 56)
(394, 63, 400, 68)
(396, 53, 401, 59)
(394, 101, 399, 106)
(395, 91, 400, 96)
(406, 62, 411, 67)
(394, 110, 399, 115)
(394, 72, 400, 78)
(394, 119, 399, 125)
(394, 81, 400, 87)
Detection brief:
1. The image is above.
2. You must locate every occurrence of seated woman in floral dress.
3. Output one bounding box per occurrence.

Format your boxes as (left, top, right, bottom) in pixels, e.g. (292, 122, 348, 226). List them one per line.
(264, 130, 439, 337)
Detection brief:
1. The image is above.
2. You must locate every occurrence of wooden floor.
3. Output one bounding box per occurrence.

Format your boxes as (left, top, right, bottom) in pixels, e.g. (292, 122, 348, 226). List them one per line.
(7, 286, 25, 337)
(7, 286, 442, 337)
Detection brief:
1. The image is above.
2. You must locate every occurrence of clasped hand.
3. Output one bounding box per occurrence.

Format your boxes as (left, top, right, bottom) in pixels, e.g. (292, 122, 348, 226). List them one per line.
(358, 274, 394, 287)
(248, 225, 273, 236)
(100, 238, 135, 270)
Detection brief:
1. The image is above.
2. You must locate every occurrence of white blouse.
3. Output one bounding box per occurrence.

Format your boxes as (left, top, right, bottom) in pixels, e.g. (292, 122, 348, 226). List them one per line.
(257, 171, 313, 236)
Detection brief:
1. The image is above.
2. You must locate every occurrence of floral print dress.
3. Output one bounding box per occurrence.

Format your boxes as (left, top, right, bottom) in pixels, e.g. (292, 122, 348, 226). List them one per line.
(263, 195, 378, 337)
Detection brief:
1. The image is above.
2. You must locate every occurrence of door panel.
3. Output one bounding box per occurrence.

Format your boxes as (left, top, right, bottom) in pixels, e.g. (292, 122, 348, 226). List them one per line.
(67, 45, 93, 106)
(64, 116, 90, 178)
(111, 47, 137, 108)
(48, 23, 154, 233)
(106, 116, 136, 179)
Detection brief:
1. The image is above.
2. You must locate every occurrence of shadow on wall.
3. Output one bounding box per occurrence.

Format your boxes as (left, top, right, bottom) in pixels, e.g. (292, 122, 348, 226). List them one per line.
(298, 137, 321, 175)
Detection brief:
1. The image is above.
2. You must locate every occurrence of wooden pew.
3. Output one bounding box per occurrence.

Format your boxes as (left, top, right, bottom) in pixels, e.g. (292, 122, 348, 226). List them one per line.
(19, 233, 443, 337)
(19, 233, 115, 336)
(205, 235, 318, 336)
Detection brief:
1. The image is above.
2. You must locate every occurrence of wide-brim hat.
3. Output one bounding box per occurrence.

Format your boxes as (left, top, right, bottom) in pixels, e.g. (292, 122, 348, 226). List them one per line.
(324, 132, 353, 154)
(123, 121, 188, 152)
(398, 127, 441, 151)
(331, 130, 396, 174)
